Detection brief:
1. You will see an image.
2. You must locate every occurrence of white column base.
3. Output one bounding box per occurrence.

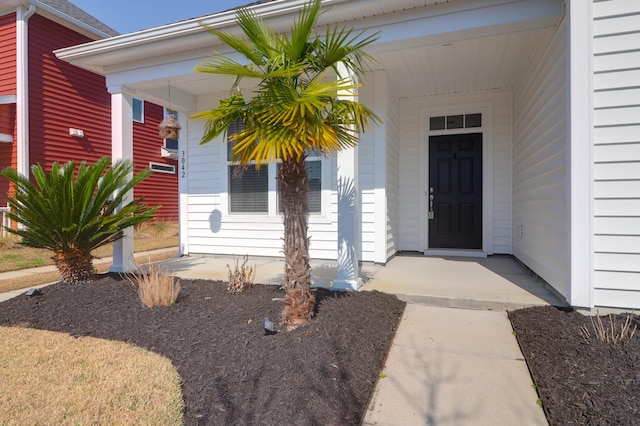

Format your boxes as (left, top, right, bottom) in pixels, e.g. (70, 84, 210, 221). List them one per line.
(109, 228, 135, 273)
(332, 277, 363, 291)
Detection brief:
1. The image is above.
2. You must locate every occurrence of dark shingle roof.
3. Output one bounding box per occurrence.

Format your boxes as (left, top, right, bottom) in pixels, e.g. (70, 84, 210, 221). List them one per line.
(37, 0, 119, 37)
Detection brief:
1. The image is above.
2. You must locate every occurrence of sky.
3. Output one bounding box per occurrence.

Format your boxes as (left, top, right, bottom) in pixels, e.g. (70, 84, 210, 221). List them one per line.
(69, 0, 251, 34)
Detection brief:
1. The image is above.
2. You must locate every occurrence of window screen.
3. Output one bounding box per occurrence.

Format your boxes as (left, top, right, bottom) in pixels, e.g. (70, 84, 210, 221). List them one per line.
(228, 165, 268, 213)
(277, 161, 321, 214)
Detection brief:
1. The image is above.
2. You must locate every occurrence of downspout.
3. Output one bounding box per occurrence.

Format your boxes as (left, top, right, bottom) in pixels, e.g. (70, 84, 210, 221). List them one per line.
(16, 4, 36, 178)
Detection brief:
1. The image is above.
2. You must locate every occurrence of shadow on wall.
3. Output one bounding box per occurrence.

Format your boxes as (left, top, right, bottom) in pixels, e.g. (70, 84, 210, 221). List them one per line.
(337, 175, 357, 282)
(209, 209, 222, 233)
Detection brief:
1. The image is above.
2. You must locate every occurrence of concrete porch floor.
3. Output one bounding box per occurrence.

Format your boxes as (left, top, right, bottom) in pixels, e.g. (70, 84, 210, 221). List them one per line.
(160, 252, 566, 310)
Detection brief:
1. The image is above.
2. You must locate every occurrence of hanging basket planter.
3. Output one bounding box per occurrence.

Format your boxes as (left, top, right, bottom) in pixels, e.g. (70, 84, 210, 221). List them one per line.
(158, 116, 181, 139)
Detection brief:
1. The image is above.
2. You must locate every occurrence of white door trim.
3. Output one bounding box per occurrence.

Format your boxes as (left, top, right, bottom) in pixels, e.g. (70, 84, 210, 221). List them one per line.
(419, 100, 494, 255)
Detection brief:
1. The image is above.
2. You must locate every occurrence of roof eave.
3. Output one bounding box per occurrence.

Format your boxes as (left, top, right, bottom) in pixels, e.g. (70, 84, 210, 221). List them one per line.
(30, 0, 114, 39)
(54, 0, 324, 74)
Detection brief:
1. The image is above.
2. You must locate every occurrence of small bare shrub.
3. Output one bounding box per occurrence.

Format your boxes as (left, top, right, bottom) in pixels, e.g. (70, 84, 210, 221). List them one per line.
(580, 310, 637, 347)
(127, 262, 180, 308)
(227, 255, 255, 293)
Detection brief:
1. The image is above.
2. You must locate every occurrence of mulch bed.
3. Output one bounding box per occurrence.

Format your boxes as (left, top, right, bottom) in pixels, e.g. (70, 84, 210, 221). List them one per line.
(509, 306, 640, 426)
(0, 274, 405, 425)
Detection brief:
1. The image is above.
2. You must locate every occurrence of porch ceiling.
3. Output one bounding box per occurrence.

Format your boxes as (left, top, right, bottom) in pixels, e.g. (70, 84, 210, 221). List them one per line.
(373, 28, 554, 99)
(55, 0, 562, 106)
(128, 26, 554, 105)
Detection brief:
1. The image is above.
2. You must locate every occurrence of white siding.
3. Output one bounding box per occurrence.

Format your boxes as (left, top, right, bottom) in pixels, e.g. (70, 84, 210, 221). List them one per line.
(185, 93, 338, 260)
(359, 71, 401, 264)
(512, 18, 568, 298)
(398, 89, 513, 254)
(358, 80, 377, 262)
(386, 76, 401, 261)
(592, 0, 640, 308)
(398, 102, 422, 250)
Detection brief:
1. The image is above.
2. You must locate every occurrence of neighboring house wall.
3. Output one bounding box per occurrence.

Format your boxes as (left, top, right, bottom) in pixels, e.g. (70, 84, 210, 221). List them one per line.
(512, 20, 568, 297)
(0, 12, 16, 206)
(591, 1, 640, 308)
(28, 13, 111, 167)
(398, 88, 513, 255)
(0, 13, 15, 94)
(133, 101, 178, 221)
(25, 14, 177, 220)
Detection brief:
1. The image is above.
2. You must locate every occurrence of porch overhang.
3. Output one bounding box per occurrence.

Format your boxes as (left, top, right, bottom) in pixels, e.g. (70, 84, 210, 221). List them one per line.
(53, 0, 564, 275)
(55, 0, 563, 106)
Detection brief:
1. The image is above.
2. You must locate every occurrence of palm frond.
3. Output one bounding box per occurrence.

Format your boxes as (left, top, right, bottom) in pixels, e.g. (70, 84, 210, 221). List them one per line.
(282, 0, 322, 61)
(320, 26, 379, 76)
(1, 158, 158, 255)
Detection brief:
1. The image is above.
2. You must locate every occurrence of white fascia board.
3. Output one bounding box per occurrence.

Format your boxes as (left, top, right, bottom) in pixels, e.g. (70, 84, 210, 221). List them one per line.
(53, 0, 326, 75)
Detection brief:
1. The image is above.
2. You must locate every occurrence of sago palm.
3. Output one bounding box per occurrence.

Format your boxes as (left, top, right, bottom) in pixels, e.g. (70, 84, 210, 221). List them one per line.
(192, 0, 379, 328)
(1, 157, 158, 284)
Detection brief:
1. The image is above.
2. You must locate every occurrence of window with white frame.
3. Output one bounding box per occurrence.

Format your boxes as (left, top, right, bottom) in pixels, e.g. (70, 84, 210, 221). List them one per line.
(429, 113, 482, 130)
(228, 120, 268, 213)
(132, 98, 144, 123)
(227, 120, 323, 215)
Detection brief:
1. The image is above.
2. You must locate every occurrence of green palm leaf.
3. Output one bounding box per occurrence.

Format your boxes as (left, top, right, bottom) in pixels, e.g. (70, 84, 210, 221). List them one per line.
(190, 0, 381, 327)
(1, 158, 158, 283)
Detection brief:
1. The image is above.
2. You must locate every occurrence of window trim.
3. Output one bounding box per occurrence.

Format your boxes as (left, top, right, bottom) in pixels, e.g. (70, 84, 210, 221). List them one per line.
(223, 120, 330, 219)
(132, 98, 144, 123)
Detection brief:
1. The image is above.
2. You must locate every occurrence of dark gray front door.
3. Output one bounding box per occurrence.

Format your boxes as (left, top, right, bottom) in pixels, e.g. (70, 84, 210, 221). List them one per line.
(428, 133, 483, 249)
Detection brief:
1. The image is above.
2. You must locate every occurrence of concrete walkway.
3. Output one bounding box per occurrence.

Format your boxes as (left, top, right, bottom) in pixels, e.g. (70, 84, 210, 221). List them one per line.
(1, 252, 554, 424)
(363, 304, 547, 425)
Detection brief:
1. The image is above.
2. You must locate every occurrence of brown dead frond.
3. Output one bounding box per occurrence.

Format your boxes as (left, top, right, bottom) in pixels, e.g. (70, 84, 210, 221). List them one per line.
(579, 310, 637, 347)
(226, 255, 255, 293)
(127, 261, 180, 308)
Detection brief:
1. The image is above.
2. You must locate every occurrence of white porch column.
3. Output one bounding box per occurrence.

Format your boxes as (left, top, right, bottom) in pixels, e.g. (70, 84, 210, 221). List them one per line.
(15, 5, 36, 177)
(334, 63, 362, 290)
(109, 89, 135, 273)
(567, 0, 594, 308)
(371, 70, 388, 264)
(177, 111, 189, 256)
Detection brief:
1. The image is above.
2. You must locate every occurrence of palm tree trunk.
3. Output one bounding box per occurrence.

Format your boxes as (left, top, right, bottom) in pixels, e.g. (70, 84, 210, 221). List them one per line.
(54, 248, 95, 284)
(279, 157, 314, 328)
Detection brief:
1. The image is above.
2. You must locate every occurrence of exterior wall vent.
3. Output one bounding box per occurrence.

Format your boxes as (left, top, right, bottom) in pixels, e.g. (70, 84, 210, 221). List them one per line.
(149, 162, 176, 174)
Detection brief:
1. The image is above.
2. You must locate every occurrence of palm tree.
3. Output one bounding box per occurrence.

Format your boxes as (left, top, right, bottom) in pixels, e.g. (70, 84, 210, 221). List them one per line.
(1, 157, 158, 284)
(191, 0, 379, 328)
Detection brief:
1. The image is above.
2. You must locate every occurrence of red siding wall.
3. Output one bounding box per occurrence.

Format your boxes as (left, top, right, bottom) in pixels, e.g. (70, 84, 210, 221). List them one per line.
(0, 13, 16, 94)
(134, 101, 179, 221)
(27, 14, 177, 220)
(0, 13, 16, 206)
(28, 14, 111, 168)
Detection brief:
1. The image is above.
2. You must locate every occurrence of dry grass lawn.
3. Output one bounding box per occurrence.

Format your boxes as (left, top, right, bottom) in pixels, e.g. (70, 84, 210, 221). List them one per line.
(0, 222, 178, 293)
(0, 326, 183, 425)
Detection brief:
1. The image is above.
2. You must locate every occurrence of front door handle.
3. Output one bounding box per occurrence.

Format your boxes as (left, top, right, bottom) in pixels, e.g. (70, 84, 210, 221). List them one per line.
(428, 187, 434, 220)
